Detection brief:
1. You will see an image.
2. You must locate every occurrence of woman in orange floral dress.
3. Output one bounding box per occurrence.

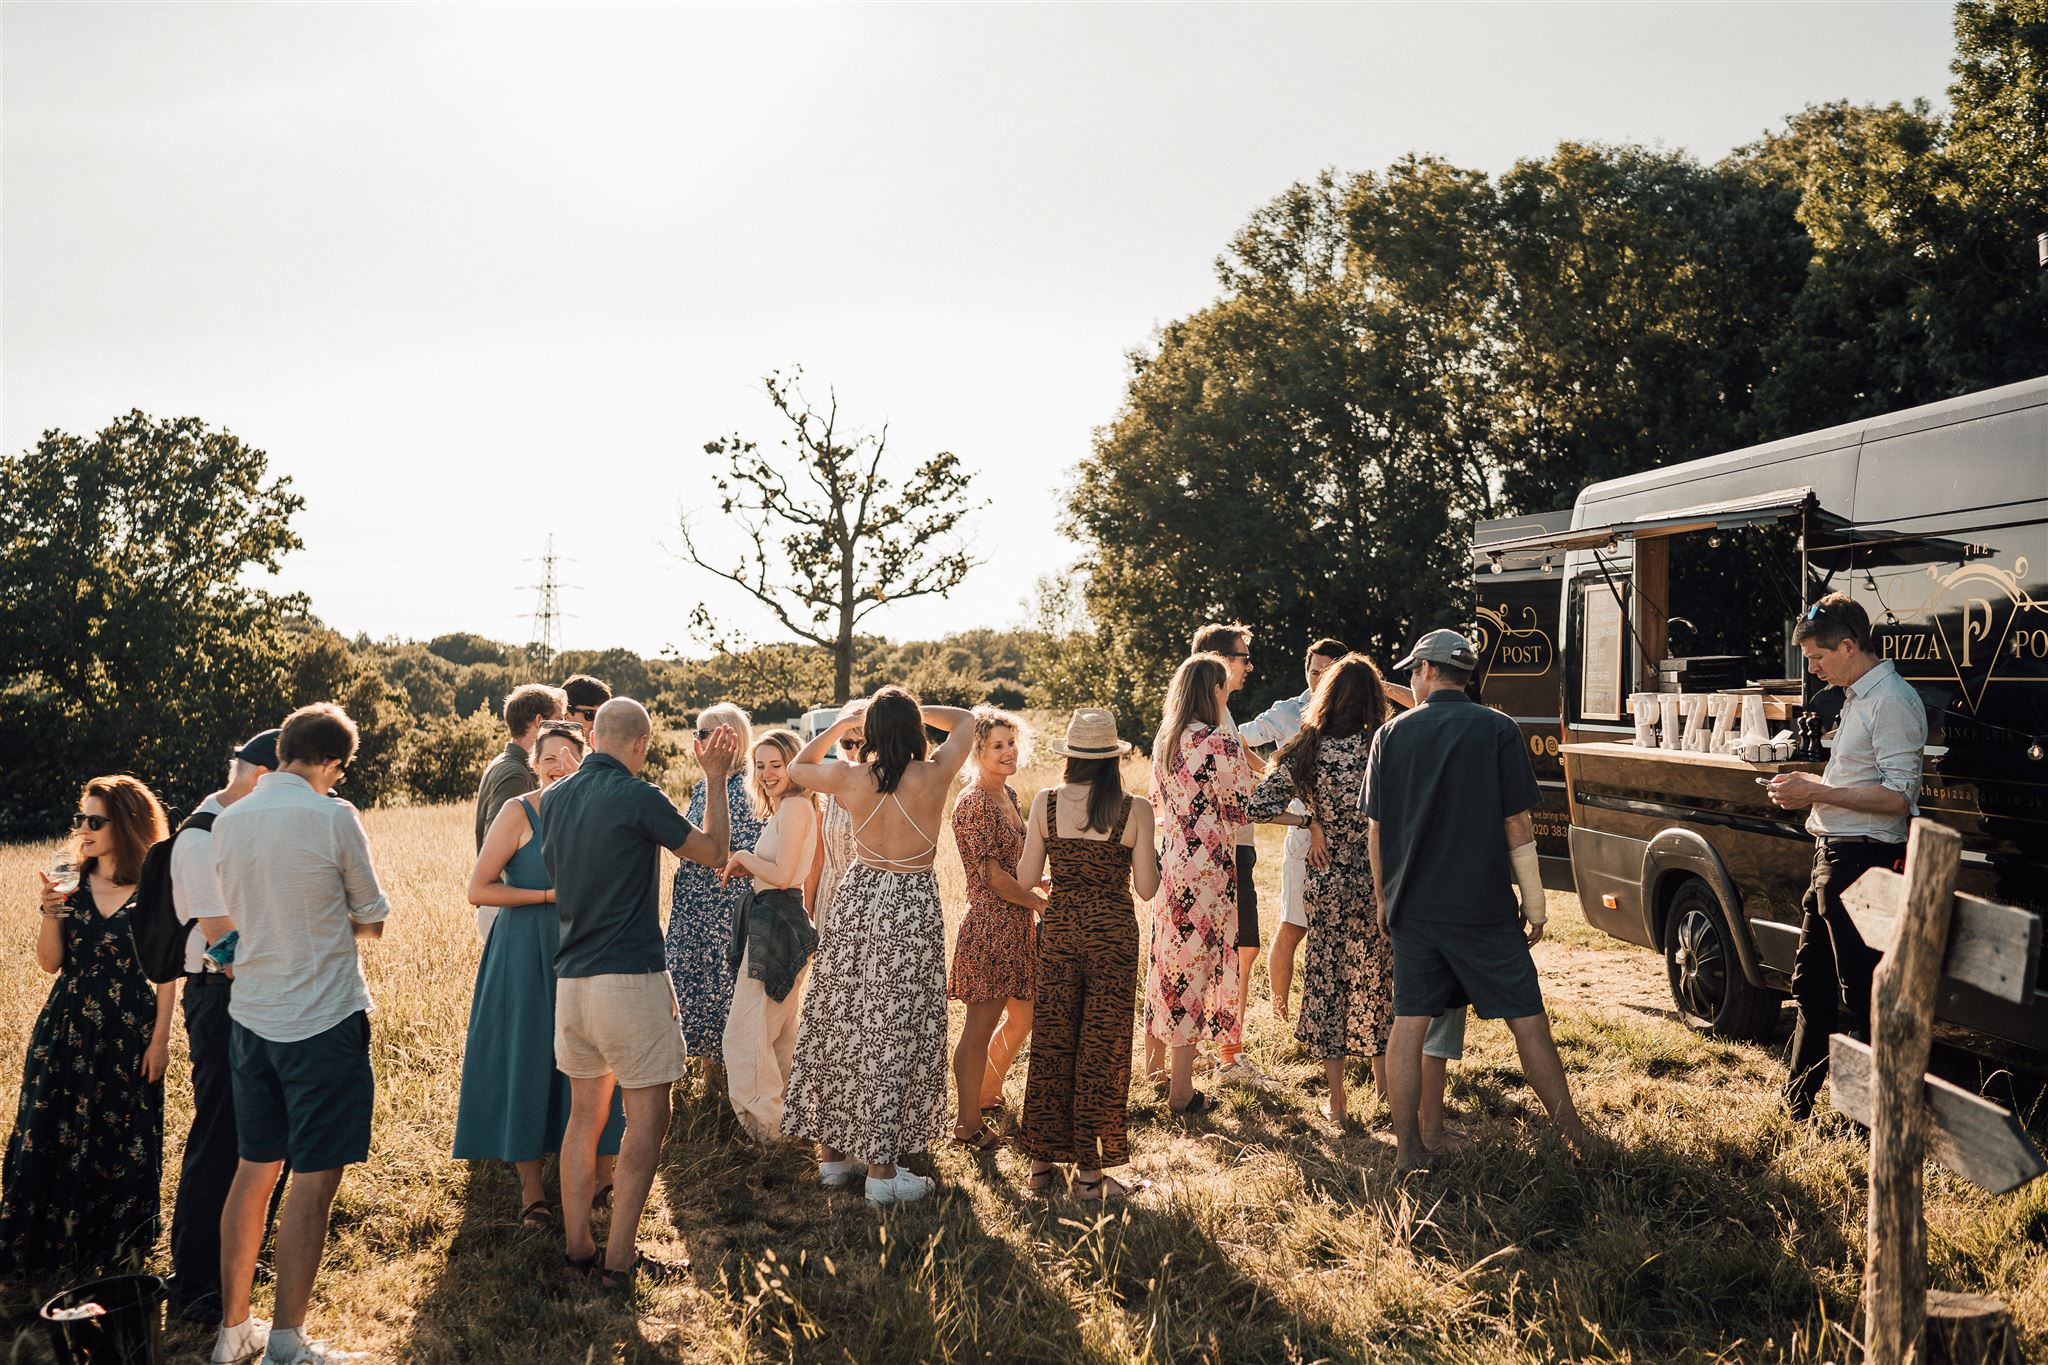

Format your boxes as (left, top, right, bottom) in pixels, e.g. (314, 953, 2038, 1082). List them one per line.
(946, 709, 1045, 1148)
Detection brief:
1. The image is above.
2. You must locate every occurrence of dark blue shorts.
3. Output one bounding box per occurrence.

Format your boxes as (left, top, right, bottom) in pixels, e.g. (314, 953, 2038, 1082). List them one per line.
(1391, 918, 1543, 1021)
(230, 1011, 374, 1172)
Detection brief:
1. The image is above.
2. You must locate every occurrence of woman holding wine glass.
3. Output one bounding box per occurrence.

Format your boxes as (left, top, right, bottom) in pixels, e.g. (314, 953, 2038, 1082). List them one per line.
(0, 775, 175, 1286)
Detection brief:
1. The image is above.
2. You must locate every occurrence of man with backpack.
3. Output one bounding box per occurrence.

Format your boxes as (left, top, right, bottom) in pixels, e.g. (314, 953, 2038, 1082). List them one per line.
(159, 729, 278, 1327)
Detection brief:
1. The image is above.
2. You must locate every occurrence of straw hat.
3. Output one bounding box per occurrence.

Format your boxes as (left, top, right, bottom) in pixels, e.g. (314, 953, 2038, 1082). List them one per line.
(1047, 708, 1132, 759)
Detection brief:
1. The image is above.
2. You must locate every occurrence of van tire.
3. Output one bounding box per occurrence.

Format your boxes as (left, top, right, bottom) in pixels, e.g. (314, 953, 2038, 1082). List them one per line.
(1663, 878, 1779, 1042)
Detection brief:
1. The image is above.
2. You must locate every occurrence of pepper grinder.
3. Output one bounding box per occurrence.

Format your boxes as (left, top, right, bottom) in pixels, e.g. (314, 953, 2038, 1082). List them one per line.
(1793, 710, 1824, 763)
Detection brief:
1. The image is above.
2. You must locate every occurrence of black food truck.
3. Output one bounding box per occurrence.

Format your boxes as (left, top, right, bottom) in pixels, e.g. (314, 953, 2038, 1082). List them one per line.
(1472, 375, 2048, 1062)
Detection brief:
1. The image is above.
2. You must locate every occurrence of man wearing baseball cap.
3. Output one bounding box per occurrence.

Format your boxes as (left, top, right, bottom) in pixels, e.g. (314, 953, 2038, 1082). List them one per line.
(1361, 629, 1594, 1171)
(166, 729, 281, 1327)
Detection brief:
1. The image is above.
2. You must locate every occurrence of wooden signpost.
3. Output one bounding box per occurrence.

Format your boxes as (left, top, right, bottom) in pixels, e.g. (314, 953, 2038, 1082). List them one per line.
(1829, 819, 2045, 1365)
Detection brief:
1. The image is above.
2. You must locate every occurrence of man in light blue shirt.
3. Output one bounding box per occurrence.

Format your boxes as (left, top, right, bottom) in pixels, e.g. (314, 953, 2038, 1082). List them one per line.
(1237, 637, 1349, 1019)
(210, 703, 390, 1365)
(1768, 594, 1928, 1120)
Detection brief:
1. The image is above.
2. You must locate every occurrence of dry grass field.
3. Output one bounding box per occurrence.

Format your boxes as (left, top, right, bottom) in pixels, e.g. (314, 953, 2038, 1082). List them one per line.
(3, 746, 2047, 1362)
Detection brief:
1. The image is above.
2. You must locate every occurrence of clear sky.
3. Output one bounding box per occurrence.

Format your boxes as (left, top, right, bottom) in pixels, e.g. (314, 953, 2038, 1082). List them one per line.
(4, 1, 1957, 660)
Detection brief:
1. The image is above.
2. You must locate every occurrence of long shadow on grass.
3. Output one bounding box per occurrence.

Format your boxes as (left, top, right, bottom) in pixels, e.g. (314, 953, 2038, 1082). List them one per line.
(658, 1083, 1091, 1365)
(399, 1154, 668, 1365)
(1358, 1106, 1856, 1359)
(982, 1150, 1363, 1365)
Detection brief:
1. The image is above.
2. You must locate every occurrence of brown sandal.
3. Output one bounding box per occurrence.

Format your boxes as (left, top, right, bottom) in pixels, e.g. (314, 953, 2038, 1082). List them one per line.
(520, 1200, 556, 1229)
(951, 1121, 1002, 1152)
(1075, 1173, 1151, 1203)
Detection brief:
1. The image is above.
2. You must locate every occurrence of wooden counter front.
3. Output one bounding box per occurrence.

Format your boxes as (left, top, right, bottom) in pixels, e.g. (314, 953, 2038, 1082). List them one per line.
(1560, 740, 1822, 775)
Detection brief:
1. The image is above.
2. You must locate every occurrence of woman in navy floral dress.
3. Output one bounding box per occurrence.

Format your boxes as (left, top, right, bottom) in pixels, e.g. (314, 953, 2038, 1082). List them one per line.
(0, 776, 175, 1286)
(665, 704, 765, 1075)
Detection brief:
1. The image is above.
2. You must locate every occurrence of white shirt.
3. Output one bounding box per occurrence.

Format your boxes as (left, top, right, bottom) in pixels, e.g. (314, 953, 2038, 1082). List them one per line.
(170, 794, 229, 975)
(1238, 689, 1312, 749)
(1807, 659, 1928, 842)
(213, 772, 392, 1043)
(1236, 689, 1314, 846)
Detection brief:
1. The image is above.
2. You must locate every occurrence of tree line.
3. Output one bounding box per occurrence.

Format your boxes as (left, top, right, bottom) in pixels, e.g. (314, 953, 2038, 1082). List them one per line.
(1046, 0, 2048, 730)
(0, 410, 1039, 838)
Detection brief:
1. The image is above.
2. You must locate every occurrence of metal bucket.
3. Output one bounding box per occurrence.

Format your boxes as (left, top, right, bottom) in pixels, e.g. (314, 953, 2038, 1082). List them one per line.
(38, 1274, 166, 1365)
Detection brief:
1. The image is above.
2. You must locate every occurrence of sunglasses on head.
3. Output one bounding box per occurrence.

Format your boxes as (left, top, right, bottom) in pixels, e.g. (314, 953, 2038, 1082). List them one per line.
(69, 813, 110, 832)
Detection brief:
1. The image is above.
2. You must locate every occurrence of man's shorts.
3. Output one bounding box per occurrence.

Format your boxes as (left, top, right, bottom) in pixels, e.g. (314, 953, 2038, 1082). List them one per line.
(1391, 917, 1543, 1022)
(1234, 846, 1261, 950)
(1279, 824, 1309, 930)
(230, 1011, 374, 1172)
(556, 972, 686, 1090)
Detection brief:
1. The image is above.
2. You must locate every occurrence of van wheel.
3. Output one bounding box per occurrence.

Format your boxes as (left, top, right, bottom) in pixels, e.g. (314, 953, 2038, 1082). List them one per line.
(1664, 879, 1778, 1042)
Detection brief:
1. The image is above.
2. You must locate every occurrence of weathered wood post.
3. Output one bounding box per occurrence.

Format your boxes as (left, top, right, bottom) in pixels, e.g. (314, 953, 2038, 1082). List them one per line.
(1833, 831, 2043, 1363)
(1862, 817, 1961, 1365)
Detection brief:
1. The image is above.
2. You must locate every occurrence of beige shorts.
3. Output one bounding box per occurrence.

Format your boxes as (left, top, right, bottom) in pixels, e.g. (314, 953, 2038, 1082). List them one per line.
(555, 973, 685, 1090)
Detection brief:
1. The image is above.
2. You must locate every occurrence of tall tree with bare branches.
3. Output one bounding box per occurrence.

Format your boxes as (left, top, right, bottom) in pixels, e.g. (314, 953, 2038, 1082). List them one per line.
(680, 369, 983, 704)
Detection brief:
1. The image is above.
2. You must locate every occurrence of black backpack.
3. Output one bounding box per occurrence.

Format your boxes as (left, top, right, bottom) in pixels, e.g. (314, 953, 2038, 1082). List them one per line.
(131, 811, 218, 984)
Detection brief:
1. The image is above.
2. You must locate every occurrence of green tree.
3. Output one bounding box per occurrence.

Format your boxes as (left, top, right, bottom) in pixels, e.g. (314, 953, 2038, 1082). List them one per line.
(284, 629, 410, 807)
(1069, 172, 1481, 729)
(400, 705, 501, 805)
(427, 632, 515, 668)
(1487, 143, 1808, 511)
(681, 369, 984, 704)
(0, 412, 304, 832)
(1739, 2, 2048, 429)
(380, 643, 459, 717)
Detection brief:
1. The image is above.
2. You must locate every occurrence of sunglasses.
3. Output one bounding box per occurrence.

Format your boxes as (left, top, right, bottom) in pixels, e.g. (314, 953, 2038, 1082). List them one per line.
(569, 706, 599, 721)
(1223, 652, 1251, 661)
(69, 813, 110, 832)
(839, 734, 864, 749)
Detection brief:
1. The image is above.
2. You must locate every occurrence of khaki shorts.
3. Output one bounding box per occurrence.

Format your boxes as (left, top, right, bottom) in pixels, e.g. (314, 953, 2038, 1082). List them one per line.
(555, 973, 686, 1090)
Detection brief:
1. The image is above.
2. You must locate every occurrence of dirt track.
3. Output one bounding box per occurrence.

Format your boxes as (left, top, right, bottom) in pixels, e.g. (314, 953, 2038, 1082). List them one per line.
(1530, 897, 1687, 1022)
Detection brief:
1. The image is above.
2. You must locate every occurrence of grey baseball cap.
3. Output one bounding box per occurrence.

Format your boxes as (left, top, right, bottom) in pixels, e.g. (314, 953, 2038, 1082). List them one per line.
(1393, 628, 1479, 674)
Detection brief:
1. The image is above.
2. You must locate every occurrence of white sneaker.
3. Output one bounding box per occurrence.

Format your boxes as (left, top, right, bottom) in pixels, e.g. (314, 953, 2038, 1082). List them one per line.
(262, 1332, 368, 1365)
(212, 1317, 269, 1365)
(865, 1170, 935, 1206)
(819, 1158, 861, 1188)
(1218, 1057, 1277, 1092)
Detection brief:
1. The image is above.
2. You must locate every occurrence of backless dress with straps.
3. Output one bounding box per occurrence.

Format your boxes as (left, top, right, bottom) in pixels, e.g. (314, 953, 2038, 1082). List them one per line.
(1020, 795, 1139, 1169)
(781, 791, 949, 1165)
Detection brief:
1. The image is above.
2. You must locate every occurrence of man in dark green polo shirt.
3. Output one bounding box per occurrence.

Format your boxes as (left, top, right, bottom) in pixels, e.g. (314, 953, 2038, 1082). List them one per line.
(473, 683, 567, 851)
(543, 697, 736, 1287)
(1362, 629, 1594, 1172)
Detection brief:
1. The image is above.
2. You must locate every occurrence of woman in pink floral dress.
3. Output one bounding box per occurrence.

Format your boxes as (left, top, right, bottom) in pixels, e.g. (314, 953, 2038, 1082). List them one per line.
(1143, 653, 1258, 1115)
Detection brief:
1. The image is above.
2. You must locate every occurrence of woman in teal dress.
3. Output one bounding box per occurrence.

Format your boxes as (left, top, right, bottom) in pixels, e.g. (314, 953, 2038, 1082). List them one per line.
(456, 722, 624, 1227)
(1, 776, 175, 1286)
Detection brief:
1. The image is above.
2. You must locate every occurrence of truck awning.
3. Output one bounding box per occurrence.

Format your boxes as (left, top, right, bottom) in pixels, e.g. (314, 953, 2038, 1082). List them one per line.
(1472, 487, 1827, 569)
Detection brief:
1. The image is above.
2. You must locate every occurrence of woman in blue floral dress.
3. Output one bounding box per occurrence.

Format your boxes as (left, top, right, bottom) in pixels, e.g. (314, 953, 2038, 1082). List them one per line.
(665, 704, 764, 1076)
